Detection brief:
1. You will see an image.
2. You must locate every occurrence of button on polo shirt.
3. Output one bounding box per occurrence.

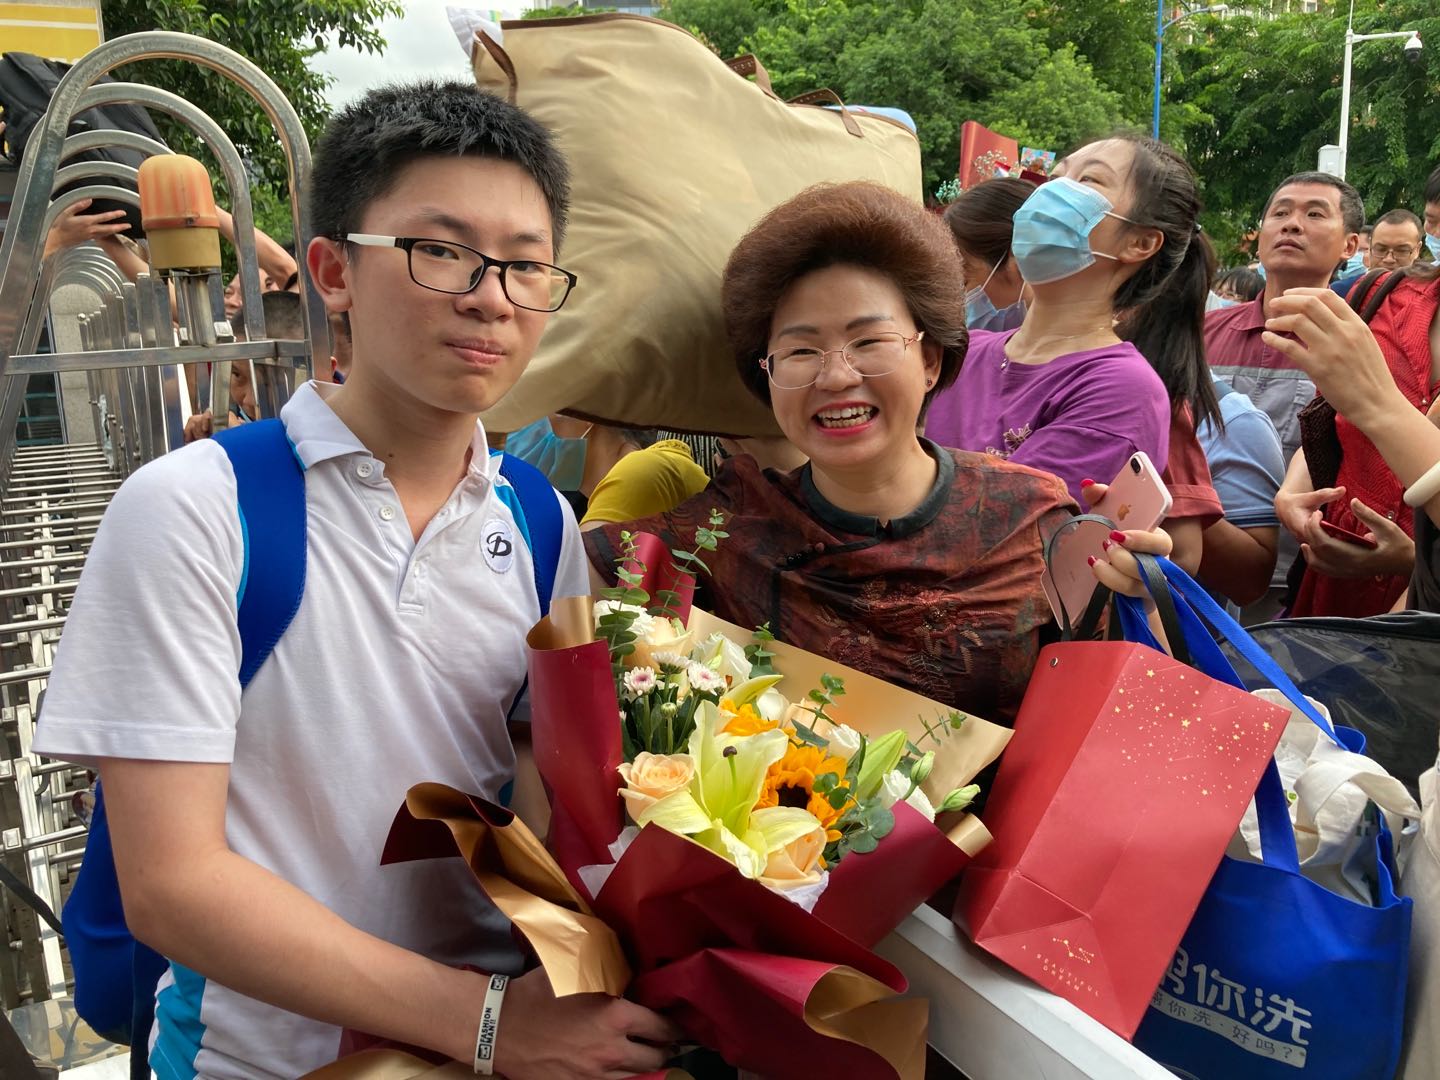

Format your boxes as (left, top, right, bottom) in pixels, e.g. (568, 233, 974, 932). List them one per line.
(34, 381, 588, 1078)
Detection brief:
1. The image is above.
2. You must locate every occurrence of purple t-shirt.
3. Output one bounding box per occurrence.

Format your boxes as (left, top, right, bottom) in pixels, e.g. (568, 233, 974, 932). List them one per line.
(925, 330, 1171, 504)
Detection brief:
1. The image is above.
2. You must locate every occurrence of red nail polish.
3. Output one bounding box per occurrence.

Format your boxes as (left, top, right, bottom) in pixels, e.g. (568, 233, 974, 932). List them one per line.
(1109, 530, 1127, 544)
(1102, 539, 1113, 551)
(1087, 555, 1098, 567)
(1080, 478, 1095, 488)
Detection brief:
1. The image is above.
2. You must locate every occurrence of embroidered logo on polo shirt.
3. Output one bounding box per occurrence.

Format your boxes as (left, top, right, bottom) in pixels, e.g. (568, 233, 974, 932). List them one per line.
(481, 518, 515, 574)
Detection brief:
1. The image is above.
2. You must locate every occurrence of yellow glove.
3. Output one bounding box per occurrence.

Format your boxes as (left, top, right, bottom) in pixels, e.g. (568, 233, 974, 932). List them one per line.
(581, 440, 710, 525)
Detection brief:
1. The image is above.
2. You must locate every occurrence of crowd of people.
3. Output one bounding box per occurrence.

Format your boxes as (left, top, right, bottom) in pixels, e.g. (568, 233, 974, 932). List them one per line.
(23, 73, 1440, 1080)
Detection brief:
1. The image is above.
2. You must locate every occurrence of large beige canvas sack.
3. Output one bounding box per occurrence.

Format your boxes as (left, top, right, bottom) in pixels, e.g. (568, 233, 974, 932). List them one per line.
(469, 14, 923, 437)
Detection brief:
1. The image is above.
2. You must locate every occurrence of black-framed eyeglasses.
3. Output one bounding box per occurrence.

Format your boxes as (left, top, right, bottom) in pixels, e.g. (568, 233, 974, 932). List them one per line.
(344, 233, 577, 312)
(1370, 244, 1417, 261)
(759, 331, 923, 390)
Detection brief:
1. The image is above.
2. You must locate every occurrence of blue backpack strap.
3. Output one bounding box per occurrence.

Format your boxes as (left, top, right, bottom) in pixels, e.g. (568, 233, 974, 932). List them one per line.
(214, 418, 309, 685)
(495, 451, 562, 617)
(66, 419, 307, 1072)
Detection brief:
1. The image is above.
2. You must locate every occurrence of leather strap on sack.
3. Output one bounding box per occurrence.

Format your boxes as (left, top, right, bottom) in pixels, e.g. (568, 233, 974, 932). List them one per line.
(787, 87, 864, 137)
(725, 53, 775, 96)
(476, 30, 518, 103)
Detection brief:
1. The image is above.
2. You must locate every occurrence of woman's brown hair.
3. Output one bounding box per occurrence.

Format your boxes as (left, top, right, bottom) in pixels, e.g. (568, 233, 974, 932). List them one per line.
(941, 176, 1036, 270)
(722, 181, 968, 406)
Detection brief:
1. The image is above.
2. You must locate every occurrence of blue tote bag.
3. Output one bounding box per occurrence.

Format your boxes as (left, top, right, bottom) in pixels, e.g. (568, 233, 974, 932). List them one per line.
(1117, 558, 1412, 1080)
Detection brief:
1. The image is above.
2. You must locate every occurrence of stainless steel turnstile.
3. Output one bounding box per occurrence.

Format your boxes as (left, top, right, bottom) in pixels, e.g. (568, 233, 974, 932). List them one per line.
(0, 31, 319, 1020)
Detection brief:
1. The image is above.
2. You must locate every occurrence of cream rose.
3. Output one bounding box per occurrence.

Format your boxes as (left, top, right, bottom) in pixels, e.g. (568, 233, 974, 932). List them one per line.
(618, 752, 696, 821)
(760, 823, 827, 889)
(811, 717, 864, 762)
(630, 616, 696, 672)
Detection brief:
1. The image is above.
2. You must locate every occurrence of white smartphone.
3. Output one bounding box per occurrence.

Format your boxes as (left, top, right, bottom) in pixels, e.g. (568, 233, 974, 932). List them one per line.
(1042, 452, 1173, 627)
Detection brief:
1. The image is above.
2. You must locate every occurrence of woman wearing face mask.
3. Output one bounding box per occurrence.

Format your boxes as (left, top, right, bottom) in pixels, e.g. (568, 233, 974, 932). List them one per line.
(942, 177, 1034, 332)
(584, 182, 1173, 726)
(924, 136, 1223, 572)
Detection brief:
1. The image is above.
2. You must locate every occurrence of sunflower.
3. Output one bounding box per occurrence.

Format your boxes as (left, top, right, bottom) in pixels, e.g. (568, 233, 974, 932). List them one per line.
(719, 699, 779, 737)
(757, 742, 851, 841)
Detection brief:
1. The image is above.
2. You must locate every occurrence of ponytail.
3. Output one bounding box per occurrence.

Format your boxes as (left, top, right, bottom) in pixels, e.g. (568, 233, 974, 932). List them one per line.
(1118, 229, 1221, 431)
(1109, 134, 1222, 433)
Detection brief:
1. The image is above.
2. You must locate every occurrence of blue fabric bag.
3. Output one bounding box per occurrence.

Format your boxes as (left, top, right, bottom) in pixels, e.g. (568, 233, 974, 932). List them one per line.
(1118, 558, 1412, 1080)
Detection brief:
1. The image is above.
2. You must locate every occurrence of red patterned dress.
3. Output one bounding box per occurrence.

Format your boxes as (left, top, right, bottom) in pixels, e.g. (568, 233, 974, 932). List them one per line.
(584, 440, 1075, 726)
(1292, 274, 1440, 617)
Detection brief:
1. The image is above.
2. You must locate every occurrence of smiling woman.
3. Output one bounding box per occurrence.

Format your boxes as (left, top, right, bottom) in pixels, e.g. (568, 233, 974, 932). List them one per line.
(584, 182, 1079, 726)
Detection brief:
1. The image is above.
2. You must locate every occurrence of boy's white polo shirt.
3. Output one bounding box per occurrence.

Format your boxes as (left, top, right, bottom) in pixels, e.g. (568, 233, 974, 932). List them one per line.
(34, 382, 588, 1079)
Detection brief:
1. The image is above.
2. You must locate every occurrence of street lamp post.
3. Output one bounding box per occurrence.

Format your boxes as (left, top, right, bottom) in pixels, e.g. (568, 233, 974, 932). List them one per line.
(1153, 2, 1228, 140)
(1337, 25, 1421, 180)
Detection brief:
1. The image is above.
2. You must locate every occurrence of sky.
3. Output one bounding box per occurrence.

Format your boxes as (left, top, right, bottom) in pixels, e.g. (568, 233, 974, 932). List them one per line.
(312, 3, 532, 107)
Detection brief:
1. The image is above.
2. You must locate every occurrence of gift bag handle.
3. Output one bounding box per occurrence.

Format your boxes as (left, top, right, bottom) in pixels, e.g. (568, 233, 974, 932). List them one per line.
(1042, 517, 1189, 662)
(725, 54, 776, 96)
(477, 30, 519, 104)
(787, 88, 865, 138)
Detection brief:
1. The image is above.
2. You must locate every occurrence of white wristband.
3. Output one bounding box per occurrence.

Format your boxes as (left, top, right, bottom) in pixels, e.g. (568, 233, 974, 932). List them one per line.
(473, 973, 509, 1075)
(1403, 459, 1440, 508)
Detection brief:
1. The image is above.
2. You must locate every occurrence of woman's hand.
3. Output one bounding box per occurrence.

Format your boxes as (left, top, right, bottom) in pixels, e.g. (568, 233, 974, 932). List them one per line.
(1081, 481, 1174, 599)
(1297, 497, 1415, 579)
(1261, 287, 1408, 434)
(1275, 483, 1344, 542)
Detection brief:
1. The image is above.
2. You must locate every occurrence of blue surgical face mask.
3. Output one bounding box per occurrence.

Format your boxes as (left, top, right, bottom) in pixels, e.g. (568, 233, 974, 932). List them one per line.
(504, 417, 590, 491)
(1342, 251, 1367, 276)
(965, 259, 1027, 332)
(1206, 290, 1238, 311)
(1427, 233, 1440, 261)
(1011, 177, 1132, 285)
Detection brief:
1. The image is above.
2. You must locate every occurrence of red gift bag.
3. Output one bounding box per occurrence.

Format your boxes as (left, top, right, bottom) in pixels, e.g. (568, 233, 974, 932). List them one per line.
(955, 641, 1288, 1038)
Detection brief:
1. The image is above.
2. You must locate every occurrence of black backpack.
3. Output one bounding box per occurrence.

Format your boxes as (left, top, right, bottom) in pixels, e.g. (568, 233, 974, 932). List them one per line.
(0, 52, 167, 237)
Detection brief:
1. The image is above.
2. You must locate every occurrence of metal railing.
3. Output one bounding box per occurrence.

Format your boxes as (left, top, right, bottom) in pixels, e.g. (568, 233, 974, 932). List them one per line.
(0, 31, 317, 1012)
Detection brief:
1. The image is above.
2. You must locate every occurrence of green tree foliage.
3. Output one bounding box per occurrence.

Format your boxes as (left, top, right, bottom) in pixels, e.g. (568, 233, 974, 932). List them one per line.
(1172, 0, 1440, 259)
(660, 0, 1129, 194)
(1023, 0, 1155, 123)
(102, 0, 401, 214)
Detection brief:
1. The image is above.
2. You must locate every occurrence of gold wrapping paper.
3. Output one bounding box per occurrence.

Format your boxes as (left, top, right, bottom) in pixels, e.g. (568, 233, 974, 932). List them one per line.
(803, 967, 929, 1080)
(400, 783, 629, 996)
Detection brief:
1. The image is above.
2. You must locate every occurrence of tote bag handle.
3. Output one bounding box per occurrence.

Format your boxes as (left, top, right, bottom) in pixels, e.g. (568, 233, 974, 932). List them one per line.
(476, 30, 518, 103)
(1115, 556, 1343, 746)
(787, 87, 865, 137)
(725, 53, 775, 95)
(1113, 557, 1307, 872)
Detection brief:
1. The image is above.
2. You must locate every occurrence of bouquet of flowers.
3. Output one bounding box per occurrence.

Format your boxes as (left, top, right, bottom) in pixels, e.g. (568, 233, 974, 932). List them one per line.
(517, 529, 1011, 1074)
(317, 529, 1011, 1079)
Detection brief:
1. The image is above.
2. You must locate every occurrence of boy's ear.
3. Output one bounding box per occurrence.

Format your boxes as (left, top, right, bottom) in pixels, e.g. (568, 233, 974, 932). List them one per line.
(307, 236, 352, 313)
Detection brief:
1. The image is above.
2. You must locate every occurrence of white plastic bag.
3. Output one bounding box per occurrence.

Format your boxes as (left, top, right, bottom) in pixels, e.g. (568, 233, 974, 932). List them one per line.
(1233, 689, 1420, 905)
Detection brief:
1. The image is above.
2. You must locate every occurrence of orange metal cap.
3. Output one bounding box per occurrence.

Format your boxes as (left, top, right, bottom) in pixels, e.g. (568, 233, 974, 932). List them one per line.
(138, 154, 219, 231)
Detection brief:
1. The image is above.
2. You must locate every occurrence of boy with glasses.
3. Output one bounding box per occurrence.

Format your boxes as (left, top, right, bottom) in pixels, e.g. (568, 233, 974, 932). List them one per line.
(35, 82, 680, 1079)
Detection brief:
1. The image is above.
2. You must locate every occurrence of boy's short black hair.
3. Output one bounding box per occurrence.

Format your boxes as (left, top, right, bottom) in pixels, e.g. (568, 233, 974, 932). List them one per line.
(309, 80, 571, 252)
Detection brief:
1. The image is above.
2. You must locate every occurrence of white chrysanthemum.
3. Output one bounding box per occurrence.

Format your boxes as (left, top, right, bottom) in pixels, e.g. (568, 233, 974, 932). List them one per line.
(623, 666, 659, 697)
(687, 663, 726, 695)
(651, 650, 688, 670)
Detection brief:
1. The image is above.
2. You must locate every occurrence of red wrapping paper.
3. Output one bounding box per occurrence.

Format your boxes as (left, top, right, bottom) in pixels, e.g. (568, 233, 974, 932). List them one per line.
(518, 538, 1006, 1077)
(955, 641, 1289, 1038)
